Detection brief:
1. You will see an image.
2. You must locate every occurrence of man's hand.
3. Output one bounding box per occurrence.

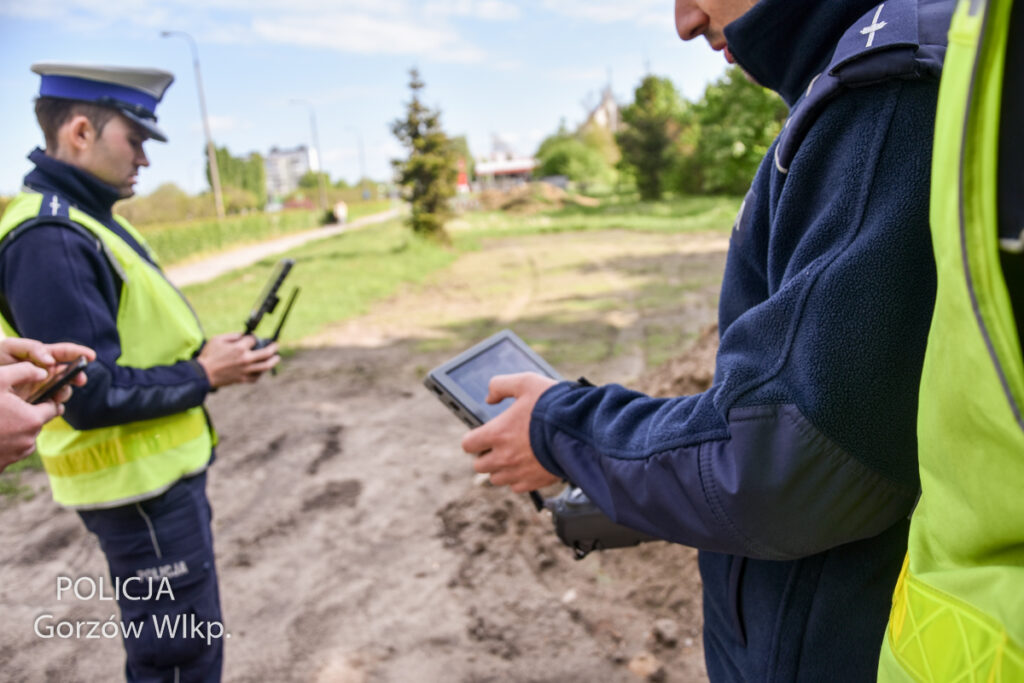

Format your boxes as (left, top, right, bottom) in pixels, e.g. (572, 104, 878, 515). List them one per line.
(0, 339, 95, 402)
(461, 372, 560, 493)
(197, 333, 280, 388)
(0, 338, 95, 369)
(0, 362, 65, 472)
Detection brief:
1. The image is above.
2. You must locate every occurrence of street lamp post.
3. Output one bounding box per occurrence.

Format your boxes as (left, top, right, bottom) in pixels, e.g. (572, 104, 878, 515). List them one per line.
(160, 30, 225, 220)
(291, 99, 329, 215)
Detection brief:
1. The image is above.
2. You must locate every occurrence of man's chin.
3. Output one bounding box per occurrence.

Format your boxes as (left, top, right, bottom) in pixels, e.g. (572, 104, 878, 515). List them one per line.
(119, 186, 136, 199)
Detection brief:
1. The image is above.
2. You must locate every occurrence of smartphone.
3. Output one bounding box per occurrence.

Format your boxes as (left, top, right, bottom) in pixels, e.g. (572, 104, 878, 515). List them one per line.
(27, 356, 89, 405)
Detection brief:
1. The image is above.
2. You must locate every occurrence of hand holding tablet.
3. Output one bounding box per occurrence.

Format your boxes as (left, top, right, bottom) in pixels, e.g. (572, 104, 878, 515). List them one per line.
(423, 329, 562, 427)
(424, 330, 656, 558)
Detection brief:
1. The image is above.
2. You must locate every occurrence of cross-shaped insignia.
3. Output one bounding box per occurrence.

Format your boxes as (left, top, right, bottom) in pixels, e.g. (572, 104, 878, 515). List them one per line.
(49, 195, 61, 216)
(860, 4, 888, 47)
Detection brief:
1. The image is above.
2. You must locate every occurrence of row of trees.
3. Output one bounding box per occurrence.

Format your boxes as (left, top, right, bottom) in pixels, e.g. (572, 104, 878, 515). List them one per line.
(210, 147, 267, 210)
(536, 67, 787, 200)
(391, 66, 787, 239)
(121, 147, 317, 224)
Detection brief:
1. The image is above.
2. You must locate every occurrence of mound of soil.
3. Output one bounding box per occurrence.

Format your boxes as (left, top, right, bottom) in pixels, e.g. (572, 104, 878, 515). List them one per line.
(478, 183, 598, 213)
(635, 325, 719, 398)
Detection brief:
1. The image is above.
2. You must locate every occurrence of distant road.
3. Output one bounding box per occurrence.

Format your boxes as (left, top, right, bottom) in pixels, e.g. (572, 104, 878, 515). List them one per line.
(166, 208, 402, 288)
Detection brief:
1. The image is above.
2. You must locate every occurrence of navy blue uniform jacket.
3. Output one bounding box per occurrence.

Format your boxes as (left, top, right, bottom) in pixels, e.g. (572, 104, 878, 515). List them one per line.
(528, 0, 953, 680)
(0, 149, 210, 431)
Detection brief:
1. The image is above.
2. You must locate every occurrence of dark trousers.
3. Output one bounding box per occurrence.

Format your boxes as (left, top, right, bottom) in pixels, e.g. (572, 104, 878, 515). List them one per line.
(79, 472, 223, 683)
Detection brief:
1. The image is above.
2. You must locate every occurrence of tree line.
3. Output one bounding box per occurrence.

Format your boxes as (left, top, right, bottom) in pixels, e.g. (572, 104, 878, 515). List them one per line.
(390, 66, 787, 240)
(111, 146, 384, 226)
(538, 67, 787, 200)
(4, 67, 785, 233)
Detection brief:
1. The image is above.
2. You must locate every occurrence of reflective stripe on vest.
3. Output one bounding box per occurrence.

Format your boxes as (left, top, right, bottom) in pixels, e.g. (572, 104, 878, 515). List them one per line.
(883, 556, 1024, 681)
(879, 0, 1024, 680)
(0, 191, 215, 509)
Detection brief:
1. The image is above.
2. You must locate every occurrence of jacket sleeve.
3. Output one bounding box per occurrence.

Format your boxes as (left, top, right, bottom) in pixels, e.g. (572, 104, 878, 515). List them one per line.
(0, 224, 210, 429)
(529, 81, 935, 561)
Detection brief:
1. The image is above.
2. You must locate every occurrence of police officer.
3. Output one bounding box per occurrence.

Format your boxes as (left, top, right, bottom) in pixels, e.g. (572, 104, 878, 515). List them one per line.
(462, 0, 956, 680)
(0, 63, 279, 681)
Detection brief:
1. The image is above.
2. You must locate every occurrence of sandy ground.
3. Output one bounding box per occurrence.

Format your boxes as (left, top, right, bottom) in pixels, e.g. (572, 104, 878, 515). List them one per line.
(1, 229, 726, 682)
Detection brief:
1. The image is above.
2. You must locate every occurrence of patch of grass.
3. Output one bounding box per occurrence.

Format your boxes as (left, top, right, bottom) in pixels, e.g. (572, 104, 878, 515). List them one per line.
(634, 278, 719, 310)
(457, 195, 741, 240)
(184, 218, 460, 341)
(413, 317, 498, 354)
(0, 452, 42, 501)
(643, 326, 698, 369)
(529, 327, 619, 368)
(184, 195, 735, 349)
(4, 451, 42, 473)
(0, 478, 33, 500)
(140, 200, 395, 267)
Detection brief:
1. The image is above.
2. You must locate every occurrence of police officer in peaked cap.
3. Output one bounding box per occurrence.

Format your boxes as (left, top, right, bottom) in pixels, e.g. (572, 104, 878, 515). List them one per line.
(0, 63, 281, 681)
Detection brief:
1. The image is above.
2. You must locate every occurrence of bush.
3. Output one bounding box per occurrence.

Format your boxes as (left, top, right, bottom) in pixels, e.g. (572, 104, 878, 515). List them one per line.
(686, 67, 787, 195)
(116, 183, 217, 225)
(536, 136, 613, 185)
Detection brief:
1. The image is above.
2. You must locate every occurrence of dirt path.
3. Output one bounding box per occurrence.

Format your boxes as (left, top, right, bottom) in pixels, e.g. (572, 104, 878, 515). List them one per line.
(1, 229, 727, 682)
(165, 208, 403, 288)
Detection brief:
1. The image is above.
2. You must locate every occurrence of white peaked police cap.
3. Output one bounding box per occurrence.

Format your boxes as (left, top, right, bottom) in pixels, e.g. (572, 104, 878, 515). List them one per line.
(31, 62, 175, 142)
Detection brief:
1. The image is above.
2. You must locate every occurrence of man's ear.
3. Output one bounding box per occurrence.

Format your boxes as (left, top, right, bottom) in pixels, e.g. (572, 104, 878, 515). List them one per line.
(57, 115, 96, 155)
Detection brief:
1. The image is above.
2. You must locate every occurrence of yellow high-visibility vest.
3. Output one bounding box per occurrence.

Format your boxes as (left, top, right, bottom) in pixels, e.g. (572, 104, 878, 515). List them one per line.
(0, 191, 215, 509)
(878, 0, 1024, 679)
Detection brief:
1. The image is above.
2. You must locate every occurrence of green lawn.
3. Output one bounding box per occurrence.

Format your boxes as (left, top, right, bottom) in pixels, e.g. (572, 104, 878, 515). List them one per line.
(139, 200, 395, 267)
(184, 195, 739, 344)
(458, 195, 741, 242)
(0, 452, 42, 499)
(183, 217, 458, 341)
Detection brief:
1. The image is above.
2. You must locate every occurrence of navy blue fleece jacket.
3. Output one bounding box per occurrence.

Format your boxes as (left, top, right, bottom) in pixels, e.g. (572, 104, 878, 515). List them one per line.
(0, 149, 211, 430)
(528, 0, 952, 680)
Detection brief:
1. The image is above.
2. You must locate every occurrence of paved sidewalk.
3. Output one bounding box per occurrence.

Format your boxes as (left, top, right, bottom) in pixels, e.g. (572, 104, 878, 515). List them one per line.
(166, 207, 402, 287)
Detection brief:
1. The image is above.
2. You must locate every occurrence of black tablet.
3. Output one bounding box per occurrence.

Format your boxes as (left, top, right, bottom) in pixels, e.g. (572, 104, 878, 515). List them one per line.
(424, 329, 563, 427)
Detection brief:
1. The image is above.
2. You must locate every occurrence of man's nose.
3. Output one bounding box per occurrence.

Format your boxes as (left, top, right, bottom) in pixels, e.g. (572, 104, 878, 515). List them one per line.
(137, 149, 150, 167)
(675, 4, 709, 40)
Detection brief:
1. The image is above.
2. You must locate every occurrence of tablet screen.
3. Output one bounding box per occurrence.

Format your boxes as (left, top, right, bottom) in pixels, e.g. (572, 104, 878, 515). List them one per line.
(447, 337, 551, 421)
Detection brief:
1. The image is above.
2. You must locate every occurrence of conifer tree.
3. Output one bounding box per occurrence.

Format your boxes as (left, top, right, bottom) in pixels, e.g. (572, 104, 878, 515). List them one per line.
(391, 69, 456, 238)
(616, 76, 686, 200)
